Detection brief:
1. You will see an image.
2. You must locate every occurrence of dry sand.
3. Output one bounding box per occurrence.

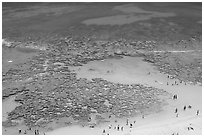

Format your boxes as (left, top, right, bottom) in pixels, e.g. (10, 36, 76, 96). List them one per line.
(47, 56, 202, 135)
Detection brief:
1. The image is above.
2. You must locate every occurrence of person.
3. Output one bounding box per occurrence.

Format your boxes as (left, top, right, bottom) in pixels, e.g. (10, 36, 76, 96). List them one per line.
(188, 105, 192, 109)
(117, 125, 120, 131)
(148, 72, 150, 75)
(196, 110, 199, 115)
(103, 129, 106, 133)
(175, 108, 178, 113)
(121, 127, 123, 131)
(184, 106, 186, 111)
(19, 129, 21, 134)
(88, 117, 91, 121)
(130, 123, 133, 128)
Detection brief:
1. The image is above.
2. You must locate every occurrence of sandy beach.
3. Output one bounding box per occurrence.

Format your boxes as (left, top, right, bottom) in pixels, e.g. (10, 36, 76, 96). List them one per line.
(2, 2, 202, 135)
(46, 56, 202, 135)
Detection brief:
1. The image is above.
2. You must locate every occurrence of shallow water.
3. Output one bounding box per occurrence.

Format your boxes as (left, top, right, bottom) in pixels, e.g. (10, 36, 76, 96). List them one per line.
(2, 45, 37, 73)
(16, 46, 39, 53)
(82, 5, 175, 25)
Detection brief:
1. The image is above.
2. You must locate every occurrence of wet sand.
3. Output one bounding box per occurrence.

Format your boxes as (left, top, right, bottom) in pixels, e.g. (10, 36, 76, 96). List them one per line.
(2, 96, 21, 122)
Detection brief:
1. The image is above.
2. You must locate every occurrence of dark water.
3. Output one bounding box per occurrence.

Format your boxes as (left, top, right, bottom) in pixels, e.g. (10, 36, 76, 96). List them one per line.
(2, 2, 202, 41)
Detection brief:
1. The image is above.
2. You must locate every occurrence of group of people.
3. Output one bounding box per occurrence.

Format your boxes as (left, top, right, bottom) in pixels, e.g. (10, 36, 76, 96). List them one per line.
(167, 80, 186, 86)
(18, 128, 45, 135)
(173, 93, 200, 116)
(102, 118, 137, 135)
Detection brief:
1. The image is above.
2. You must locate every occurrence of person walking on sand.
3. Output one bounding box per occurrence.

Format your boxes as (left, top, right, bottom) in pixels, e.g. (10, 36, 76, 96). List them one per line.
(196, 110, 199, 115)
(18, 129, 21, 134)
(184, 106, 186, 111)
(103, 129, 106, 133)
(173, 95, 177, 100)
(117, 125, 120, 131)
(148, 72, 150, 75)
(175, 108, 178, 113)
